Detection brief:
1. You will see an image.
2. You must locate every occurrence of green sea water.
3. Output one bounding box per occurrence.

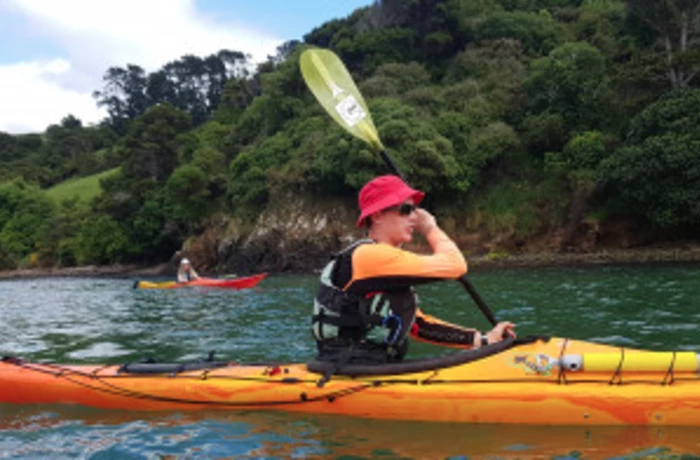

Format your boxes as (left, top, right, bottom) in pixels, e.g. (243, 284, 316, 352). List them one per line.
(1, 264, 700, 458)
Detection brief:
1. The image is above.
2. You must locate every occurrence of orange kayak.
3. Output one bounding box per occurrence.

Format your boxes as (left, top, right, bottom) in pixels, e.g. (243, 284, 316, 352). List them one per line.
(2, 336, 700, 425)
(134, 273, 266, 290)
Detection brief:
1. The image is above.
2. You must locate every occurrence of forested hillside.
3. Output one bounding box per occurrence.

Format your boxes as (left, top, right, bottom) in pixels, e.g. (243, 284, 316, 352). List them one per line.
(1, 0, 699, 271)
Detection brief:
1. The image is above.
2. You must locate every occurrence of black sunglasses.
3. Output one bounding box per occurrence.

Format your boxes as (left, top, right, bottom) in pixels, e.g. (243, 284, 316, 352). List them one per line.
(386, 203, 417, 216)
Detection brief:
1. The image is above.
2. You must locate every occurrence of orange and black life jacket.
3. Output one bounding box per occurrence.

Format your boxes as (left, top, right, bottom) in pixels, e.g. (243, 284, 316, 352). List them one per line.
(312, 239, 417, 354)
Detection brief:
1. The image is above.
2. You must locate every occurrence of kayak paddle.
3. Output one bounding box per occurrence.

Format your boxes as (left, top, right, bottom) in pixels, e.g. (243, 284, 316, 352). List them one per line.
(299, 48, 500, 327)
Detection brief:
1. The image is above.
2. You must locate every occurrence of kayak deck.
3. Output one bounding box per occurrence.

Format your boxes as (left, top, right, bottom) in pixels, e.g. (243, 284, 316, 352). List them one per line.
(2, 337, 700, 425)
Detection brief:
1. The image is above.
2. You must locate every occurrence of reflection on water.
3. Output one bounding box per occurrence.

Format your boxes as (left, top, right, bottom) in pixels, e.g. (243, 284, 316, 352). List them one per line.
(1, 406, 699, 459)
(2, 266, 700, 458)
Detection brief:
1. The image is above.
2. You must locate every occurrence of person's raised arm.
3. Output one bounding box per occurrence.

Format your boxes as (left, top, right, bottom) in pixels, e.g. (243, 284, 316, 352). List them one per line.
(415, 209, 467, 276)
(346, 209, 466, 290)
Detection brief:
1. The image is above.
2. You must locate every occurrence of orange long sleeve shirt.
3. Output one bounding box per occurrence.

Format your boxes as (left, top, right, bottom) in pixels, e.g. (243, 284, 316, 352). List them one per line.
(342, 228, 477, 348)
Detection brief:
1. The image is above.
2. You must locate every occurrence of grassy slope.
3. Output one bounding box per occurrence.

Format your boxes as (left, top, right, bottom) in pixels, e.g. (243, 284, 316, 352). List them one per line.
(45, 167, 119, 203)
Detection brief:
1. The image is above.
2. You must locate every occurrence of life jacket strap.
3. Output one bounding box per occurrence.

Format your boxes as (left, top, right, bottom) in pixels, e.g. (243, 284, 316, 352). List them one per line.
(312, 310, 384, 328)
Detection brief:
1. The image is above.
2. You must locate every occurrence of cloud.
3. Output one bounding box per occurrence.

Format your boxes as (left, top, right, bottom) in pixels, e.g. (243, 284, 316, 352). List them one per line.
(0, 0, 284, 133)
(0, 59, 106, 133)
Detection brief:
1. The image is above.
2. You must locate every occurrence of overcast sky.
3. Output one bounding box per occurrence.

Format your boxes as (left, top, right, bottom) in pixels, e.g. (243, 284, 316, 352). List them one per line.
(0, 0, 372, 134)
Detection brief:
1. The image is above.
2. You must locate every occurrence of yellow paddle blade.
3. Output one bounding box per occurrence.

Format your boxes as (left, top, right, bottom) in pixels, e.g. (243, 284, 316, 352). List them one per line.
(300, 48, 384, 152)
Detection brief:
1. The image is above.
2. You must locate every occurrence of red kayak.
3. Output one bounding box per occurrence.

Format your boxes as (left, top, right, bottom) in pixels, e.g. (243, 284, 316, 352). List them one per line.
(135, 273, 267, 290)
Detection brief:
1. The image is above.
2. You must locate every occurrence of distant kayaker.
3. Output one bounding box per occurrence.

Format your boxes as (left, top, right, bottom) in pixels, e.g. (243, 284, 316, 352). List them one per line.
(177, 258, 200, 283)
(313, 175, 516, 364)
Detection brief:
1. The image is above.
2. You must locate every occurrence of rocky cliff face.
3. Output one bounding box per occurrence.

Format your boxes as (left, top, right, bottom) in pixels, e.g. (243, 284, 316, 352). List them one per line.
(182, 194, 361, 274)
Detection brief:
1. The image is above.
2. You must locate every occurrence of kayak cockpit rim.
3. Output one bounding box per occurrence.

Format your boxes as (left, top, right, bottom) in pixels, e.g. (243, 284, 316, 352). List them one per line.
(306, 335, 548, 378)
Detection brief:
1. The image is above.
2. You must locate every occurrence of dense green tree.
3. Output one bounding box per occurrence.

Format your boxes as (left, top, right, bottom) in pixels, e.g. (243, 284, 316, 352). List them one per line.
(119, 104, 192, 182)
(444, 39, 527, 122)
(226, 51, 308, 151)
(44, 116, 92, 177)
(466, 121, 522, 174)
(0, 132, 43, 162)
(545, 130, 610, 191)
(87, 105, 192, 263)
(524, 42, 613, 133)
(562, 131, 609, 171)
(37, 199, 89, 267)
(360, 61, 432, 98)
(94, 50, 250, 133)
(0, 116, 115, 187)
(600, 89, 700, 227)
(130, 194, 178, 261)
(159, 51, 249, 125)
(370, 0, 465, 64)
(444, 39, 525, 87)
(474, 11, 563, 55)
(76, 213, 129, 264)
(305, 18, 349, 49)
(228, 132, 293, 210)
(0, 180, 54, 268)
(93, 64, 150, 135)
(165, 164, 212, 221)
(520, 112, 567, 153)
(213, 78, 257, 125)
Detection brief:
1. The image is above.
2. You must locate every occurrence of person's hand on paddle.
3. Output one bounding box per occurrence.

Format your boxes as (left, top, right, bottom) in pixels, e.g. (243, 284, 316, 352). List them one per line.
(485, 321, 516, 343)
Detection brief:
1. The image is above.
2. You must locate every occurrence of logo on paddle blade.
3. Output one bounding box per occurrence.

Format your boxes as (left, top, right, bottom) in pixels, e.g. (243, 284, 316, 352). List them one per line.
(335, 95, 366, 127)
(328, 81, 345, 98)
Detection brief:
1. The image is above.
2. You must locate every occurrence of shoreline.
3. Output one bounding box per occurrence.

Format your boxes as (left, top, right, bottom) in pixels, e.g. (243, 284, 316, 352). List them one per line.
(467, 245, 700, 271)
(1, 246, 699, 280)
(0, 263, 171, 280)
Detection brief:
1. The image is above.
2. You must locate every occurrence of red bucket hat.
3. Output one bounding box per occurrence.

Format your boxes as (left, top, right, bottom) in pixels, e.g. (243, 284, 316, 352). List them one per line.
(357, 175, 425, 227)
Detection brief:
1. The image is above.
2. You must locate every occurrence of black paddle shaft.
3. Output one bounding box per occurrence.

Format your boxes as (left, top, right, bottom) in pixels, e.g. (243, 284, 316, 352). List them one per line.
(379, 149, 499, 327)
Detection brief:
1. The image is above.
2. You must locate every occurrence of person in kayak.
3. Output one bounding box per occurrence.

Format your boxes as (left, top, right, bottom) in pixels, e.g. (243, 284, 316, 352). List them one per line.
(177, 258, 200, 283)
(313, 175, 515, 364)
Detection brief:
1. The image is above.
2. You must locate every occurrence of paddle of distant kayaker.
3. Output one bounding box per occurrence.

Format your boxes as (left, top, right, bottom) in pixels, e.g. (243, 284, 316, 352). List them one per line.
(177, 258, 200, 283)
(313, 175, 516, 364)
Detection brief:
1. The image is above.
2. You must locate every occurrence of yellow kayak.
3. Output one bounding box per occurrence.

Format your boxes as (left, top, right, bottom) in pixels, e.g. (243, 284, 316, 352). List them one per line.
(2, 336, 700, 425)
